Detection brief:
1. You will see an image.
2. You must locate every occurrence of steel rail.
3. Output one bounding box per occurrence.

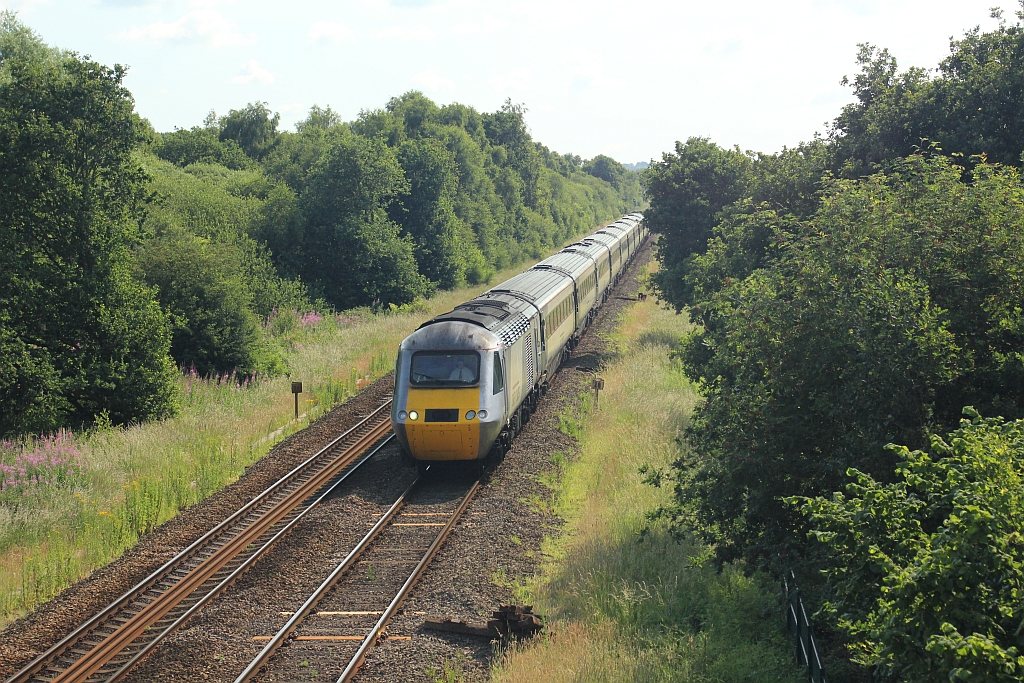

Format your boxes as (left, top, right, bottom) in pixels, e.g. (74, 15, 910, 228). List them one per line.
(48, 418, 393, 683)
(233, 475, 420, 683)
(337, 479, 482, 683)
(110, 434, 398, 683)
(6, 401, 393, 683)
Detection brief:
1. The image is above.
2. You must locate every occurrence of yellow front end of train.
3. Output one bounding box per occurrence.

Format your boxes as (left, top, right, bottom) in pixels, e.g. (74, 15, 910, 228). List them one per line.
(392, 321, 506, 464)
(402, 386, 481, 461)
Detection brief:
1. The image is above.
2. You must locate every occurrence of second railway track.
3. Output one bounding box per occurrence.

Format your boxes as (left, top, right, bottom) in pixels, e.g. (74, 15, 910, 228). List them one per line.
(7, 401, 395, 683)
(234, 475, 481, 683)
(234, 473, 481, 683)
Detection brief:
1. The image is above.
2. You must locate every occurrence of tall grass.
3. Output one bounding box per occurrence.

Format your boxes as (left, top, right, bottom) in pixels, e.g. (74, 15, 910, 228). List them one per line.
(0, 259, 547, 628)
(492, 282, 802, 683)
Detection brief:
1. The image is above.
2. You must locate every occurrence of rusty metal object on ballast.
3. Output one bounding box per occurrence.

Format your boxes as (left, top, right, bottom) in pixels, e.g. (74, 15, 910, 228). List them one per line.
(489, 605, 544, 637)
(423, 604, 545, 639)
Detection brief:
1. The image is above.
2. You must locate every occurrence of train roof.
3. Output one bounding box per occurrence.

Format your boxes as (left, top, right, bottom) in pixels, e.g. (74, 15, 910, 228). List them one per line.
(487, 267, 572, 310)
(592, 230, 624, 248)
(402, 319, 501, 351)
(563, 239, 610, 260)
(533, 250, 596, 279)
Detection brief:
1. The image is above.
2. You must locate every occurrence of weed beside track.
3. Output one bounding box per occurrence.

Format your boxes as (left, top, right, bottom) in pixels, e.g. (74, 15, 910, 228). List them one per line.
(491, 267, 804, 683)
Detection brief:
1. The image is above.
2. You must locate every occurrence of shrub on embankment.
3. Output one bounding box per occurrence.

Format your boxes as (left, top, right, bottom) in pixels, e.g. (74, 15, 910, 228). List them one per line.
(642, 10, 1024, 680)
(492, 283, 802, 683)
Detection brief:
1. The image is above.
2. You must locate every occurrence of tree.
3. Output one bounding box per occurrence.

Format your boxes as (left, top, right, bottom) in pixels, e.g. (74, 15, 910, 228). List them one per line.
(136, 230, 268, 377)
(300, 135, 429, 309)
(393, 137, 481, 288)
(642, 137, 750, 309)
(582, 154, 627, 188)
(219, 101, 280, 160)
(386, 90, 439, 139)
(798, 410, 1024, 682)
(154, 126, 252, 170)
(831, 13, 1024, 173)
(0, 31, 176, 435)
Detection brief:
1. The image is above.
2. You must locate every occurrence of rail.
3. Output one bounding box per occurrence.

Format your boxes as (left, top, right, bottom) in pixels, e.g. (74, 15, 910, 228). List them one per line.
(234, 475, 481, 683)
(6, 401, 394, 683)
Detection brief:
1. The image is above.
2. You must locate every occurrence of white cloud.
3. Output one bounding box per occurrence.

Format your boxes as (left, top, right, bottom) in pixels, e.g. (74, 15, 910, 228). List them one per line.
(308, 21, 353, 44)
(376, 24, 434, 41)
(117, 9, 255, 48)
(1, 0, 51, 11)
(232, 59, 275, 85)
(562, 45, 624, 91)
(489, 68, 533, 93)
(412, 69, 455, 93)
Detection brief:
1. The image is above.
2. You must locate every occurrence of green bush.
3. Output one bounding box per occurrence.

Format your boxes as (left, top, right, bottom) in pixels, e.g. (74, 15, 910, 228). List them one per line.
(153, 126, 253, 170)
(0, 22, 176, 435)
(136, 230, 276, 377)
(796, 409, 1024, 682)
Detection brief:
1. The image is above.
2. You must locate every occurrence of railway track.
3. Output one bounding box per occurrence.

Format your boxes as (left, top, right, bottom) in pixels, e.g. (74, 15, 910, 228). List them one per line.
(6, 401, 395, 683)
(234, 474, 481, 683)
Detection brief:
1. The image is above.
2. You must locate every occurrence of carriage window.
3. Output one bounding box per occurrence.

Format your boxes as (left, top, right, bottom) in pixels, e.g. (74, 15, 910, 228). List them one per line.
(410, 352, 479, 386)
(492, 351, 504, 394)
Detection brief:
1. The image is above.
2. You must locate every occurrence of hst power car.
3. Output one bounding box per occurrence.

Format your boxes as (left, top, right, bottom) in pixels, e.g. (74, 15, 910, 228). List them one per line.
(391, 213, 646, 472)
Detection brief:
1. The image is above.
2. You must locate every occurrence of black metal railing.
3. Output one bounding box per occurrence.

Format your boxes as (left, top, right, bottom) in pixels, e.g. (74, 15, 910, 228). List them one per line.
(783, 569, 827, 683)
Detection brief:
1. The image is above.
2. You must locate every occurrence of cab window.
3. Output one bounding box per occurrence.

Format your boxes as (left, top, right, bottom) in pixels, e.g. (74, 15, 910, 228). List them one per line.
(410, 352, 480, 386)
(492, 351, 504, 394)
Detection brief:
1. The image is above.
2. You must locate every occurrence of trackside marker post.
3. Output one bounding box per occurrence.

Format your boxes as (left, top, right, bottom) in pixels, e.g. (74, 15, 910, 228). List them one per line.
(592, 376, 605, 409)
(292, 381, 303, 419)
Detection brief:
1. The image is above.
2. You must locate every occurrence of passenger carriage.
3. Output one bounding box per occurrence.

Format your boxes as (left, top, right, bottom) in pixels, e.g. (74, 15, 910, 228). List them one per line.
(391, 213, 646, 471)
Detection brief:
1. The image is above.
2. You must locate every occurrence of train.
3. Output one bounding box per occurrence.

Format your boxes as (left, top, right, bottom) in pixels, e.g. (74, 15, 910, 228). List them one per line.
(390, 212, 647, 473)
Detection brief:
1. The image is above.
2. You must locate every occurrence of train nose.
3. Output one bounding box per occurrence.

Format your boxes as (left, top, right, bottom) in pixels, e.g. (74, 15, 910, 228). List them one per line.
(407, 422, 479, 460)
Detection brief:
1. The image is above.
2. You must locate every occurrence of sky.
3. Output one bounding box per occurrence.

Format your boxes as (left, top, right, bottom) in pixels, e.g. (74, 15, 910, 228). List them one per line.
(0, 0, 1005, 164)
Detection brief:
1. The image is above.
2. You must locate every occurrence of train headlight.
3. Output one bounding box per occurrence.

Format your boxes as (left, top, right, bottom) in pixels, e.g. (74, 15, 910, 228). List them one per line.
(408, 411, 419, 421)
(477, 410, 488, 420)
(398, 411, 408, 420)
(465, 410, 476, 420)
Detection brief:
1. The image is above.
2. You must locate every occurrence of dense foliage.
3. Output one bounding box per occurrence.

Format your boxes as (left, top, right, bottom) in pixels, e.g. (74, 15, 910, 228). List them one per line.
(798, 410, 1024, 682)
(0, 15, 639, 438)
(643, 9, 1024, 679)
(0, 14, 176, 436)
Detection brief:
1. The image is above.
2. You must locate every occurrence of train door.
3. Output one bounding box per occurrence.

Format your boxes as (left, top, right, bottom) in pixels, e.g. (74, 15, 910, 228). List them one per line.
(507, 337, 523, 408)
(524, 328, 535, 389)
(534, 326, 541, 386)
(493, 350, 508, 418)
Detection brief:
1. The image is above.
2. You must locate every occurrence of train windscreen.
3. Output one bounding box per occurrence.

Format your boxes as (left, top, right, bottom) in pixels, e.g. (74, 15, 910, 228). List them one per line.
(410, 352, 480, 386)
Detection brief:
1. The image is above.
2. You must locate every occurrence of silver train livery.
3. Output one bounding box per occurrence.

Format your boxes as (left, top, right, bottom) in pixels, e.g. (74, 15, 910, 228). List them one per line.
(390, 212, 647, 470)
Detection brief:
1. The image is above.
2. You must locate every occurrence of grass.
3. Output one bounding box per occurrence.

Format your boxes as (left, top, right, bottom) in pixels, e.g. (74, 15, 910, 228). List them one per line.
(0, 255, 566, 628)
(491, 277, 803, 683)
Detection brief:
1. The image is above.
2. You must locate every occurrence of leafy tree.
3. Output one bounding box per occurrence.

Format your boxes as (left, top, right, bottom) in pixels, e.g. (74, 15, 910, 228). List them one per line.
(0, 30, 176, 435)
(385, 90, 439, 139)
(797, 409, 1024, 682)
(643, 137, 751, 309)
(136, 230, 270, 376)
(483, 99, 544, 209)
(582, 154, 627, 188)
(663, 154, 1024, 564)
(830, 44, 931, 176)
(263, 106, 348, 193)
(154, 126, 252, 170)
(392, 137, 485, 288)
(832, 10, 1024, 173)
(300, 135, 429, 308)
(295, 104, 341, 134)
(219, 101, 280, 160)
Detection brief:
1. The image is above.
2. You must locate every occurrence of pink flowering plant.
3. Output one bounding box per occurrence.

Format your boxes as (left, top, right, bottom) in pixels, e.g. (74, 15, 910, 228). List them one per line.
(0, 432, 86, 509)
